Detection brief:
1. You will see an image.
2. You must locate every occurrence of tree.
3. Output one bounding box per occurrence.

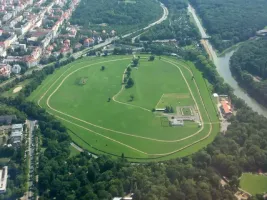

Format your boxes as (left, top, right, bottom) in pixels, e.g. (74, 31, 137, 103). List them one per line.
(149, 55, 155, 61)
(101, 66, 105, 71)
(132, 58, 139, 67)
(125, 78, 134, 88)
(129, 94, 134, 101)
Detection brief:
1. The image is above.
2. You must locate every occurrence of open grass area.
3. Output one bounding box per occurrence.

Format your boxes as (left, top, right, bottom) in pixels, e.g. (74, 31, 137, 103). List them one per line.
(156, 93, 193, 109)
(28, 55, 219, 161)
(240, 173, 267, 195)
(2, 78, 32, 98)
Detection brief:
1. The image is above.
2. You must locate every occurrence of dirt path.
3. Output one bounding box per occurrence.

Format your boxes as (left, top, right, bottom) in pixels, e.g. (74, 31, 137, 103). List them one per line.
(44, 58, 206, 143)
(112, 64, 151, 112)
(37, 57, 217, 156)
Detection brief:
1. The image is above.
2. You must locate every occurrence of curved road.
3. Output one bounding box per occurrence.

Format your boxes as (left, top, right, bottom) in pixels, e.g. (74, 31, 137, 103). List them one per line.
(73, 2, 169, 58)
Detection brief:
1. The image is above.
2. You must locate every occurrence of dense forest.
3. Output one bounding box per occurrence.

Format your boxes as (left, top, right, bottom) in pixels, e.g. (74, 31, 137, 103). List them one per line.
(70, 0, 162, 34)
(189, 0, 267, 51)
(230, 37, 267, 107)
(138, 0, 199, 46)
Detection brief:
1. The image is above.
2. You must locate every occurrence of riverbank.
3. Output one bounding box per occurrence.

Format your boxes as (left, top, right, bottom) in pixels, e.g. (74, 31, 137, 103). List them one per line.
(188, 3, 267, 118)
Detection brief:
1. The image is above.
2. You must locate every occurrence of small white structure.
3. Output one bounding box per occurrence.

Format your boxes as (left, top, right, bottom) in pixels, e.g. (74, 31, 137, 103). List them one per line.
(171, 118, 184, 126)
(0, 166, 8, 194)
(213, 93, 219, 98)
(12, 64, 21, 74)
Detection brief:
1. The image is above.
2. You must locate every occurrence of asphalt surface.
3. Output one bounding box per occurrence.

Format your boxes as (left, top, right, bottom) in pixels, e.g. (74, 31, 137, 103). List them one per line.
(25, 120, 36, 200)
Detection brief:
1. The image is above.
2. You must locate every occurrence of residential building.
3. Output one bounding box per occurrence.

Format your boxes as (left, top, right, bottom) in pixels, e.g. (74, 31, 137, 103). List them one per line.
(12, 123, 23, 132)
(0, 115, 16, 125)
(10, 124, 23, 146)
(0, 63, 11, 77)
(84, 38, 94, 47)
(2, 33, 17, 49)
(12, 64, 21, 74)
(0, 166, 8, 194)
(0, 47, 7, 57)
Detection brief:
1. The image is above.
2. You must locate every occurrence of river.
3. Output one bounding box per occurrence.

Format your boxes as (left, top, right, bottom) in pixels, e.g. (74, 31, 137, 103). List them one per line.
(188, 4, 267, 117)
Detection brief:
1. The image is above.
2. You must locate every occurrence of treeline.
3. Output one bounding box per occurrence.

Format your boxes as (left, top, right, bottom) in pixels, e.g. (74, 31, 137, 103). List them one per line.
(138, 0, 199, 46)
(230, 38, 267, 107)
(70, 0, 162, 34)
(189, 0, 267, 51)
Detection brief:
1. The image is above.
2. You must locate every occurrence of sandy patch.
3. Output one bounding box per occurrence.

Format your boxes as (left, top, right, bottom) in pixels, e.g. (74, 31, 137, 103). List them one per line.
(13, 86, 22, 94)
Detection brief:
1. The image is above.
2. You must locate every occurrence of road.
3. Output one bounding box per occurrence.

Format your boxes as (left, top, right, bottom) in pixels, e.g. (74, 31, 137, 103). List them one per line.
(188, 4, 209, 39)
(70, 142, 84, 152)
(24, 120, 36, 200)
(131, 3, 169, 43)
(73, 2, 169, 58)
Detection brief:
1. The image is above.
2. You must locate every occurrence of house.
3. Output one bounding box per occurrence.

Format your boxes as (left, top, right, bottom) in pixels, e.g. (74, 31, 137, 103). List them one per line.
(12, 64, 21, 74)
(84, 38, 94, 47)
(12, 124, 23, 132)
(0, 64, 11, 78)
(220, 100, 232, 118)
(60, 47, 72, 56)
(10, 131, 22, 145)
(0, 166, 8, 194)
(0, 115, 16, 125)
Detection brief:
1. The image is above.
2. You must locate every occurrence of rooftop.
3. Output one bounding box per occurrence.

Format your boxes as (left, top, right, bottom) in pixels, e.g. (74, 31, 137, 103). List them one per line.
(0, 115, 16, 124)
(221, 101, 232, 114)
(0, 166, 8, 193)
(11, 124, 23, 130)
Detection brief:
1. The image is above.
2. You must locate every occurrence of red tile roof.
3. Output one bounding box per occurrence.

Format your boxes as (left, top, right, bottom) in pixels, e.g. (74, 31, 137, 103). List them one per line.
(221, 101, 232, 114)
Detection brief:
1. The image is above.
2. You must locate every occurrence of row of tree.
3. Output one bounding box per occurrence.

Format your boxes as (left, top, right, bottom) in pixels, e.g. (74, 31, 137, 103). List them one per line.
(230, 37, 267, 107)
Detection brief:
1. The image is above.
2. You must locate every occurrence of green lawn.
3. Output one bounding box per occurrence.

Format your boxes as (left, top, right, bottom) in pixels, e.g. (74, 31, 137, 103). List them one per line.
(240, 173, 267, 195)
(28, 55, 219, 161)
(2, 78, 32, 98)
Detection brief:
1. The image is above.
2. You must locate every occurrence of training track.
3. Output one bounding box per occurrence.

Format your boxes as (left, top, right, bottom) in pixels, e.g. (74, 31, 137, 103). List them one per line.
(36, 57, 218, 157)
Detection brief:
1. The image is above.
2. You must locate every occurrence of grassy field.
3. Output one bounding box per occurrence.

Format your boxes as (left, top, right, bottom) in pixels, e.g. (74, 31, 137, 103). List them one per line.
(28, 55, 219, 161)
(240, 173, 267, 195)
(2, 78, 32, 98)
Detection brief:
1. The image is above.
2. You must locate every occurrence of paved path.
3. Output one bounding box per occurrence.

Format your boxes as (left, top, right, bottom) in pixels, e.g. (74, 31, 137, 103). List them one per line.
(70, 142, 84, 152)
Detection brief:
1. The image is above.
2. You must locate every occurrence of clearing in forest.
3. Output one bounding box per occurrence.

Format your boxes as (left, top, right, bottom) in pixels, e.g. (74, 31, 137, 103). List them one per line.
(28, 55, 219, 161)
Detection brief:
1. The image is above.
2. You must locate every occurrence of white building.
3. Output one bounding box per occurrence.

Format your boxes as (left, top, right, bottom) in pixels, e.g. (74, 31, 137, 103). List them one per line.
(170, 118, 184, 126)
(10, 124, 23, 146)
(0, 166, 8, 194)
(12, 64, 21, 74)
(12, 124, 23, 132)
